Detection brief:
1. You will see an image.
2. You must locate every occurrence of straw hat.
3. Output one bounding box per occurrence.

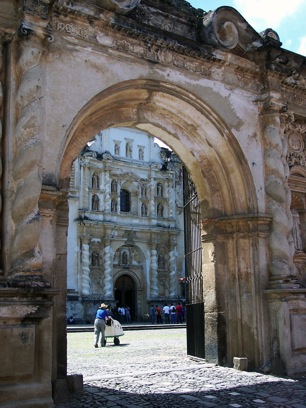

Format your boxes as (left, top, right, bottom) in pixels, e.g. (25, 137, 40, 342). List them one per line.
(100, 303, 108, 309)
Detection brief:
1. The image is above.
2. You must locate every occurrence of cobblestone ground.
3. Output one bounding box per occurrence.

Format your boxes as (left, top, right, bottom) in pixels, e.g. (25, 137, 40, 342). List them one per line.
(57, 328, 306, 407)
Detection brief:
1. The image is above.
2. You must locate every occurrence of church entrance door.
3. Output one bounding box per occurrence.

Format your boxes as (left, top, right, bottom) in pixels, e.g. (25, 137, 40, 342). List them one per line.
(115, 274, 136, 320)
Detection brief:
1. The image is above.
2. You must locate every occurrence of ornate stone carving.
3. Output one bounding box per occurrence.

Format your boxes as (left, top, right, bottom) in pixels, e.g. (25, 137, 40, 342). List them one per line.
(73, 0, 141, 15)
(202, 6, 263, 51)
(292, 209, 303, 252)
(261, 102, 300, 288)
(49, 20, 91, 40)
(22, 0, 52, 19)
(284, 115, 306, 169)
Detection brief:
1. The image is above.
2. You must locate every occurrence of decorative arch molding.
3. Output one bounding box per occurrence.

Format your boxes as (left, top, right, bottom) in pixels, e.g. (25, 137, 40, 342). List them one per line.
(59, 79, 258, 219)
(113, 269, 143, 290)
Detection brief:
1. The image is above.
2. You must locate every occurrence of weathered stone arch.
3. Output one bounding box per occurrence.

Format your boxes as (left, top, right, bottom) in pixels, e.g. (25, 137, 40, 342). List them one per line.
(57, 79, 269, 369)
(59, 80, 258, 219)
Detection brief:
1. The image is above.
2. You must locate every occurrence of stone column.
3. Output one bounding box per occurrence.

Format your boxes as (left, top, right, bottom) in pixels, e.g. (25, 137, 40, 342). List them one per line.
(150, 177, 155, 217)
(201, 214, 272, 368)
(169, 235, 177, 297)
(103, 239, 113, 299)
(0, 6, 62, 406)
(168, 177, 174, 218)
(0, 35, 4, 277)
(262, 105, 306, 375)
(80, 238, 90, 296)
(104, 168, 111, 213)
(261, 102, 299, 288)
(81, 164, 90, 209)
(150, 242, 159, 299)
(39, 187, 69, 381)
(3, 20, 52, 287)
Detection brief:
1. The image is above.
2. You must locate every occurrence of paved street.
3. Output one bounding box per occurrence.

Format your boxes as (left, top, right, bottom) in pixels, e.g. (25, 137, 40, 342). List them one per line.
(57, 327, 306, 407)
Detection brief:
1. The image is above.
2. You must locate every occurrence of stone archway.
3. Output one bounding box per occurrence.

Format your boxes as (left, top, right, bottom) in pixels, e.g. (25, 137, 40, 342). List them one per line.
(57, 79, 266, 370)
(59, 80, 257, 219)
(2, 1, 306, 405)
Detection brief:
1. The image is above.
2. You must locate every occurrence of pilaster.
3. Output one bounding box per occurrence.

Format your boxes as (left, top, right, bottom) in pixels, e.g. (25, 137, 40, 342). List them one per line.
(201, 214, 272, 368)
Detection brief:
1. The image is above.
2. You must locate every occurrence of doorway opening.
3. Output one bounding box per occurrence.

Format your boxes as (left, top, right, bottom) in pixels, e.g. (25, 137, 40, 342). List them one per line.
(114, 274, 136, 320)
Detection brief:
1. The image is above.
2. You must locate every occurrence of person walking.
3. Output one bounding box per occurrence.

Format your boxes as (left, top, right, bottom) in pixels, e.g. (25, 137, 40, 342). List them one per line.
(94, 303, 110, 348)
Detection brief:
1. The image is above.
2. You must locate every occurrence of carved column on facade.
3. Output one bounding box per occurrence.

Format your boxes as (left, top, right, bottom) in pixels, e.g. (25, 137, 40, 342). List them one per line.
(81, 163, 89, 209)
(260, 103, 306, 375)
(150, 236, 158, 298)
(81, 237, 91, 296)
(103, 238, 113, 298)
(104, 168, 111, 212)
(261, 101, 300, 289)
(168, 177, 174, 218)
(4, 9, 53, 286)
(150, 177, 155, 217)
(168, 235, 177, 297)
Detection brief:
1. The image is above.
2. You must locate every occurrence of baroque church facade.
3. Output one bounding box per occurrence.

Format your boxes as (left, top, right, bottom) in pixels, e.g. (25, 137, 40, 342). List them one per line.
(66, 128, 185, 322)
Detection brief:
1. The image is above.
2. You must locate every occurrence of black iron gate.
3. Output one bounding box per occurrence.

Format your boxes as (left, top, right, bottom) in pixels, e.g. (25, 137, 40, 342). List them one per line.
(183, 167, 205, 359)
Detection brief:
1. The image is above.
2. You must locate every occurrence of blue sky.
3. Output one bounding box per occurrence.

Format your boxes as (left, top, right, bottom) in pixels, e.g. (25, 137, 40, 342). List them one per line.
(188, 0, 306, 56)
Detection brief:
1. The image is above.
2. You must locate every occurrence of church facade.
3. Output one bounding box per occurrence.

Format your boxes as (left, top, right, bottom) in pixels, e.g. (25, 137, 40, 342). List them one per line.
(66, 128, 185, 322)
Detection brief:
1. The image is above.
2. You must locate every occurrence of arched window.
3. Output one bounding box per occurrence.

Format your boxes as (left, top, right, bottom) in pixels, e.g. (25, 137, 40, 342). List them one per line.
(114, 143, 120, 155)
(120, 189, 130, 212)
(92, 194, 99, 211)
(141, 203, 148, 216)
(126, 142, 132, 158)
(157, 203, 164, 217)
(138, 147, 144, 160)
(111, 199, 117, 213)
(157, 183, 163, 197)
(111, 179, 118, 193)
(92, 173, 99, 189)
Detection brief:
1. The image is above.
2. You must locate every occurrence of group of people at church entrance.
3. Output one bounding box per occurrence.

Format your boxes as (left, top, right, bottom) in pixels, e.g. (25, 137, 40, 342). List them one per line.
(149, 303, 185, 324)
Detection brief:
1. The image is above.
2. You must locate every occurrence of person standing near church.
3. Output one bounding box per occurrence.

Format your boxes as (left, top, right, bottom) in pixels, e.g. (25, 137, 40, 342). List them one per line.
(163, 304, 170, 324)
(156, 304, 163, 324)
(149, 304, 155, 324)
(94, 303, 110, 348)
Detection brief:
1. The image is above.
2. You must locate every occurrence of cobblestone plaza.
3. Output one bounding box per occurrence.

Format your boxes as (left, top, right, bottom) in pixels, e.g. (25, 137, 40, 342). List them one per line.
(57, 328, 306, 407)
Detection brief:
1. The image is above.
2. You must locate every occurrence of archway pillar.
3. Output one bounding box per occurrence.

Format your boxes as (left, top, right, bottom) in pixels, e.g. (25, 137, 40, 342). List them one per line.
(264, 288, 306, 376)
(202, 214, 272, 369)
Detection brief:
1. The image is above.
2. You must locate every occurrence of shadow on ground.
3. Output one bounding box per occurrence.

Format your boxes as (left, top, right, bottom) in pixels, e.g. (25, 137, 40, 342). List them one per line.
(56, 375, 306, 407)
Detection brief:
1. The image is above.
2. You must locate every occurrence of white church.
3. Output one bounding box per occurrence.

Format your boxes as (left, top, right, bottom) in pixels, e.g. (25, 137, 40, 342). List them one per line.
(66, 127, 185, 322)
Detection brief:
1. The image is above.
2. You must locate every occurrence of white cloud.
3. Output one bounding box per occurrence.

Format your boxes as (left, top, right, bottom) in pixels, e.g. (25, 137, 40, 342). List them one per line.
(297, 36, 306, 57)
(233, 0, 304, 30)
